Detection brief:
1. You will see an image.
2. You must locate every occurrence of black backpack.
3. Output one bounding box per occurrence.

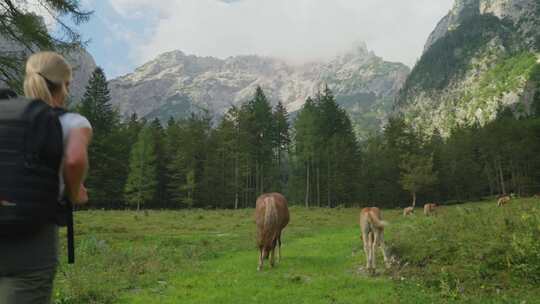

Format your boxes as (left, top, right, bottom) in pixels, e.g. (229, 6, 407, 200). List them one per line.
(0, 91, 76, 263)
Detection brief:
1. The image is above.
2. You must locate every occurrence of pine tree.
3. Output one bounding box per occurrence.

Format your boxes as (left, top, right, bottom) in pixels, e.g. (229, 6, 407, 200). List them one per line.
(273, 101, 290, 192)
(240, 86, 275, 198)
(150, 118, 167, 207)
(124, 126, 158, 210)
(293, 97, 321, 207)
(77, 67, 116, 135)
(77, 67, 124, 207)
(316, 85, 360, 207)
(164, 117, 181, 206)
(330, 108, 361, 205)
(207, 108, 240, 208)
(291, 87, 361, 207)
(166, 114, 212, 208)
(126, 113, 143, 147)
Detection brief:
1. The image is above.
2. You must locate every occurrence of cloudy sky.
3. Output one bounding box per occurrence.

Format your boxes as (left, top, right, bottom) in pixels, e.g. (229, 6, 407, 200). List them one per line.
(74, 0, 454, 78)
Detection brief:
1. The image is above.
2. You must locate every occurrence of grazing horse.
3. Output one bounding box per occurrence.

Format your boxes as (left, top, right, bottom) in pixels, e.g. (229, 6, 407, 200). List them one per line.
(255, 192, 289, 271)
(360, 207, 390, 274)
(424, 203, 437, 216)
(497, 195, 511, 207)
(403, 206, 414, 216)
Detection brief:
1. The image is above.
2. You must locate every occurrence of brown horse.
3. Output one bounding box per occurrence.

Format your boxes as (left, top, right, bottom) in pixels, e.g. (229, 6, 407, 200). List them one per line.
(255, 192, 290, 271)
(360, 207, 390, 274)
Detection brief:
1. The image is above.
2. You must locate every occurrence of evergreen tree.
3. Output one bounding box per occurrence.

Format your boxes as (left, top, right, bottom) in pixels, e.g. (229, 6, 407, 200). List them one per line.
(226, 86, 277, 207)
(77, 67, 116, 135)
(247, 86, 275, 195)
(290, 87, 361, 207)
(126, 113, 143, 147)
(77, 67, 125, 207)
(124, 126, 158, 210)
(329, 109, 361, 205)
(163, 117, 181, 206)
(273, 101, 290, 192)
(150, 118, 167, 207)
(166, 114, 212, 208)
(317, 85, 360, 207)
(207, 108, 241, 208)
(292, 97, 319, 206)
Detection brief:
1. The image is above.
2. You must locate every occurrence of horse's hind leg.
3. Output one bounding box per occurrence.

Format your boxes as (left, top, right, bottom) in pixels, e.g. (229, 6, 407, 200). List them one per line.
(374, 229, 390, 270)
(277, 233, 282, 262)
(361, 230, 371, 270)
(270, 246, 276, 267)
(369, 232, 377, 272)
(377, 230, 391, 268)
(257, 248, 264, 271)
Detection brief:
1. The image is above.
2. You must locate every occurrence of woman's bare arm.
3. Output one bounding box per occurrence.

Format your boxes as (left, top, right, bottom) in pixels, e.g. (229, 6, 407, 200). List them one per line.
(63, 127, 92, 205)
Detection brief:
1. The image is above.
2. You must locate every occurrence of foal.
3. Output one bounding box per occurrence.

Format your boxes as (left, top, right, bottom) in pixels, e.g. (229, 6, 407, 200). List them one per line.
(255, 192, 289, 271)
(497, 195, 511, 207)
(359, 207, 390, 274)
(424, 203, 437, 216)
(403, 206, 414, 216)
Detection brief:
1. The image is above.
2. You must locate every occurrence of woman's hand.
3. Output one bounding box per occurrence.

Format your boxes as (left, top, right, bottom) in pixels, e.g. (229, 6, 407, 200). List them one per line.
(73, 184, 88, 205)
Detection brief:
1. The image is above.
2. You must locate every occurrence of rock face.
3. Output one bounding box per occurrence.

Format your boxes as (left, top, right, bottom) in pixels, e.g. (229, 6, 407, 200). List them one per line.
(64, 48, 97, 103)
(109, 43, 409, 138)
(397, 0, 540, 136)
(424, 0, 538, 52)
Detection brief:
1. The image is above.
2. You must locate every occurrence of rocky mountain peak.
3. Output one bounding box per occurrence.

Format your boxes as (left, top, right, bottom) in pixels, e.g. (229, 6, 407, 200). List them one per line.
(108, 43, 410, 138)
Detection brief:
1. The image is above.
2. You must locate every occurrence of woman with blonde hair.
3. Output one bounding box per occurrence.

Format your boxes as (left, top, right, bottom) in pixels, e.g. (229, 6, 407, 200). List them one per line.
(0, 51, 92, 304)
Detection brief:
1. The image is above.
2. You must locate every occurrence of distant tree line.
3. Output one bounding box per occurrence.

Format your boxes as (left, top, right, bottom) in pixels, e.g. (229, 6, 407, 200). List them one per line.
(78, 67, 540, 210)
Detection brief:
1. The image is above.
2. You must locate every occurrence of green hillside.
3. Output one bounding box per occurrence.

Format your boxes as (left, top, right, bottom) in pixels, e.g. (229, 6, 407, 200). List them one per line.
(396, 3, 540, 135)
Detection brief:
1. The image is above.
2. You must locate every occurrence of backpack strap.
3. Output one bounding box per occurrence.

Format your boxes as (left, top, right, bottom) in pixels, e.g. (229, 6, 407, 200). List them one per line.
(52, 108, 76, 264)
(65, 198, 75, 264)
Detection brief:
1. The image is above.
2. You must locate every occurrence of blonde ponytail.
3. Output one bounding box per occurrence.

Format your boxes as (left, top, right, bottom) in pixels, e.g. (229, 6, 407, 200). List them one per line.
(24, 52, 72, 107)
(24, 72, 54, 105)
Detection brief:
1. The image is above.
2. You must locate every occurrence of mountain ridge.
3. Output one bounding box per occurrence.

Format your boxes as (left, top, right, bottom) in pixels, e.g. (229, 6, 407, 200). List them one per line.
(108, 43, 410, 138)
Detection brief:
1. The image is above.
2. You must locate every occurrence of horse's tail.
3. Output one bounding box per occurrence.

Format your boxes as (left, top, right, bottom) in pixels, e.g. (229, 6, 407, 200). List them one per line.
(263, 196, 279, 248)
(368, 211, 387, 229)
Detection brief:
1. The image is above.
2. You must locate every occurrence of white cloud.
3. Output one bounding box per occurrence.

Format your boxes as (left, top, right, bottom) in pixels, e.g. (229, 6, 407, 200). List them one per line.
(108, 0, 454, 67)
(108, 0, 175, 19)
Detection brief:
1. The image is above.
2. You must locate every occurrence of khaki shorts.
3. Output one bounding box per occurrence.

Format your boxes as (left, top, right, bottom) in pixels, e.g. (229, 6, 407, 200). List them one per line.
(0, 267, 56, 304)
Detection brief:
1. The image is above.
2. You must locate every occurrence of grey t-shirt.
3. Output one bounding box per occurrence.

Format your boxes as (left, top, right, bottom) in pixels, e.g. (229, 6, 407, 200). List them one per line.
(0, 113, 91, 274)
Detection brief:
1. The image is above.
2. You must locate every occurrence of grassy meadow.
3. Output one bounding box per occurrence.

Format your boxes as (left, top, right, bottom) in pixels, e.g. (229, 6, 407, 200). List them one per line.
(53, 198, 540, 304)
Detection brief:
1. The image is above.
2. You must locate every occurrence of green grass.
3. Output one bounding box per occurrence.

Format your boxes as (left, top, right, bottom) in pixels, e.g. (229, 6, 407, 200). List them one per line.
(53, 199, 540, 303)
